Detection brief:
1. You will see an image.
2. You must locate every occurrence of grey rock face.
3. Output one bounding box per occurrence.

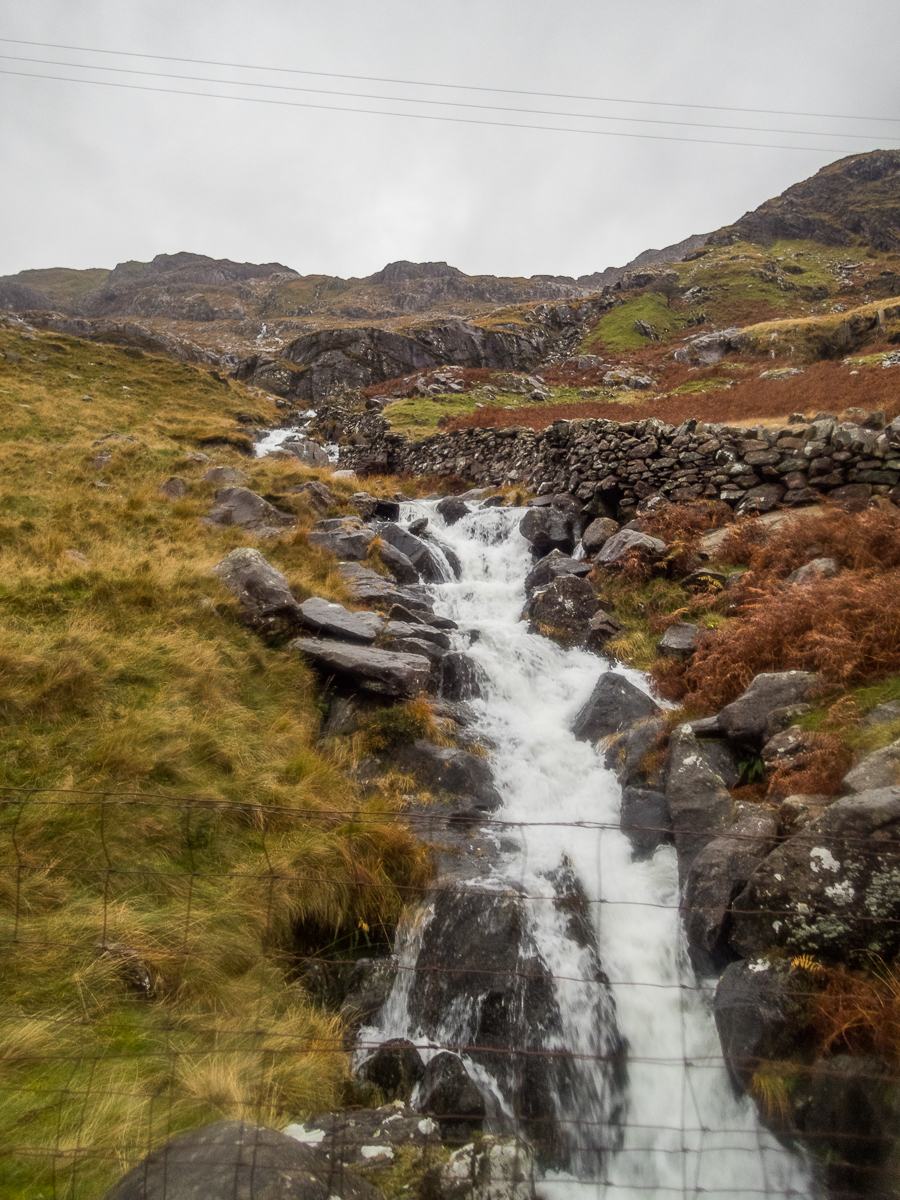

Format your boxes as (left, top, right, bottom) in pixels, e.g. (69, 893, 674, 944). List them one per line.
(296, 597, 385, 643)
(581, 517, 620, 556)
(338, 563, 434, 614)
(378, 523, 448, 582)
(436, 496, 470, 525)
(211, 548, 301, 637)
(419, 1052, 487, 1143)
(656, 622, 699, 657)
(681, 810, 777, 975)
(620, 787, 672, 860)
(841, 738, 900, 793)
(593, 528, 667, 568)
(207, 487, 296, 536)
(309, 517, 376, 561)
(714, 961, 799, 1094)
(717, 671, 816, 747)
(518, 506, 576, 556)
(289, 637, 432, 698)
(437, 1138, 536, 1200)
(526, 575, 600, 647)
(573, 673, 660, 743)
(287, 1101, 439, 1172)
(393, 740, 501, 808)
(604, 717, 667, 789)
(731, 786, 900, 959)
(277, 437, 329, 466)
(438, 652, 488, 701)
(665, 726, 735, 881)
(523, 549, 591, 595)
(103, 1119, 382, 1200)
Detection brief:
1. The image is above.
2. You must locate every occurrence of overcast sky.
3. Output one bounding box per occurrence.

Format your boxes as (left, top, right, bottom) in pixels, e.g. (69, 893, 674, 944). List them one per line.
(2, 0, 898, 282)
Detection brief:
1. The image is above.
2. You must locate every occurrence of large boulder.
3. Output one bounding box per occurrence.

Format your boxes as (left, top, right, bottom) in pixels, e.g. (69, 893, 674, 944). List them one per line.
(604, 717, 667, 790)
(620, 787, 672, 860)
(731, 786, 900, 959)
(593, 528, 666, 569)
(438, 652, 488, 701)
(525, 575, 600, 648)
(290, 638, 432, 698)
(211, 547, 301, 638)
(359, 1040, 425, 1101)
(581, 517, 619, 557)
(436, 496, 470, 526)
(714, 960, 804, 1095)
(519, 506, 576, 557)
(665, 726, 735, 881)
(717, 671, 816, 747)
(338, 563, 435, 615)
(418, 1052, 487, 1144)
(393, 740, 502, 808)
(206, 487, 296, 537)
(378, 523, 448, 582)
(572, 673, 660, 743)
(841, 738, 900, 793)
(681, 810, 778, 974)
(103, 1120, 382, 1200)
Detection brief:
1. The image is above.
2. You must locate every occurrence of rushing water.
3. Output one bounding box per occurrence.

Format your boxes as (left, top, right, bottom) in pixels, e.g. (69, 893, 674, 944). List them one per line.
(361, 500, 814, 1200)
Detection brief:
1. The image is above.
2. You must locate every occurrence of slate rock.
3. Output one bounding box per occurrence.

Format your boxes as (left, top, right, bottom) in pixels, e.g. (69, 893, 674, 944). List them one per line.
(585, 609, 624, 653)
(360, 1039, 425, 1100)
(526, 575, 600, 648)
(378, 523, 448, 582)
(339, 958, 399, 1030)
(207, 487, 296, 536)
(581, 517, 620, 557)
(288, 1102, 440, 1173)
(383, 621, 451, 649)
(519, 505, 576, 556)
(290, 638, 431, 698)
(202, 465, 249, 485)
(620, 787, 672, 860)
(731, 786, 900, 959)
(593, 528, 667, 568)
(296, 597, 384, 643)
(103, 1119, 382, 1200)
(573, 673, 660, 743)
(656, 622, 699, 657)
(734, 484, 785, 515)
(386, 636, 445, 661)
(603, 717, 667, 789)
(338, 563, 434, 614)
(211, 548, 301, 638)
(377, 540, 419, 584)
(438, 652, 488, 701)
(351, 492, 401, 521)
(419, 1052, 487, 1143)
(436, 496, 470, 526)
(681, 810, 778, 975)
(714, 961, 801, 1095)
(665, 726, 735, 881)
(393, 740, 502, 808)
(717, 671, 816, 747)
(523, 549, 591, 596)
(278, 438, 329, 467)
(309, 517, 376, 561)
(841, 738, 900, 793)
(158, 476, 187, 499)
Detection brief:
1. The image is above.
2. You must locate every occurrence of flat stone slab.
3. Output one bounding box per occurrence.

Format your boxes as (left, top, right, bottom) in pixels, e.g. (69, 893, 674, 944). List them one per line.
(290, 637, 431, 697)
(297, 597, 385, 643)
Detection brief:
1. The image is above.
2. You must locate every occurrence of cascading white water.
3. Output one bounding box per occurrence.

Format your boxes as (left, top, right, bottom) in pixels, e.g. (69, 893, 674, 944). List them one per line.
(364, 501, 814, 1199)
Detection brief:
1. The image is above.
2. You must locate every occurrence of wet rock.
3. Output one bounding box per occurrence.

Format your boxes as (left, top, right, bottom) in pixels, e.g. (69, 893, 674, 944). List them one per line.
(731, 786, 900, 959)
(519, 505, 576, 556)
(523, 549, 591, 596)
(378, 523, 448, 582)
(620, 787, 672, 859)
(103, 1119, 382, 1200)
(841, 738, 900, 793)
(419, 1052, 487, 1144)
(656, 622, 699, 657)
(436, 496, 470, 525)
(206, 487, 296, 537)
(717, 671, 816, 748)
(339, 958, 399, 1030)
(290, 638, 432, 698)
(585, 609, 624, 653)
(593, 528, 667, 569)
(386, 636, 445, 661)
(288, 1101, 440, 1173)
(665, 726, 735, 881)
(604, 717, 667, 790)
(572, 673, 661, 743)
(436, 1137, 536, 1200)
(211, 547, 302, 638)
(393, 740, 501, 808)
(297, 597, 384, 643)
(526, 575, 600, 647)
(278, 438, 329, 466)
(383, 621, 451, 650)
(681, 810, 778, 975)
(714, 960, 801, 1095)
(408, 517, 429, 536)
(376, 539, 419, 584)
(360, 1039, 425, 1100)
(438, 652, 488, 701)
(309, 516, 376, 560)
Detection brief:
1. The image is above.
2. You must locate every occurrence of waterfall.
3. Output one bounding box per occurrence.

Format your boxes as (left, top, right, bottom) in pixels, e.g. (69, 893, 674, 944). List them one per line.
(360, 501, 814, 1199)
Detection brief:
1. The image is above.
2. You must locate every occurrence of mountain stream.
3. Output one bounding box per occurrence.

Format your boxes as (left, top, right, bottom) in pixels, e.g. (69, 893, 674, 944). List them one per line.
(358, 500, 813, 1200)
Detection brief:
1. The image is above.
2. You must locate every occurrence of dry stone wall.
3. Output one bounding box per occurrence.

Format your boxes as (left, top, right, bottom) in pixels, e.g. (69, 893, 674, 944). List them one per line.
(336, 411, 900, 517)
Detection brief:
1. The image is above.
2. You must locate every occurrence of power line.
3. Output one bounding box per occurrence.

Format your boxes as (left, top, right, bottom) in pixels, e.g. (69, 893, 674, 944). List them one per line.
(0, 67, 869, 154)
(1, 52, 895, 145)
(2, 35, 898, 127)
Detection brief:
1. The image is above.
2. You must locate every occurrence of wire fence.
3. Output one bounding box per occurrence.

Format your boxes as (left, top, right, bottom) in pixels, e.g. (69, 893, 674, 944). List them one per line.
(2, 785, 898, 1199)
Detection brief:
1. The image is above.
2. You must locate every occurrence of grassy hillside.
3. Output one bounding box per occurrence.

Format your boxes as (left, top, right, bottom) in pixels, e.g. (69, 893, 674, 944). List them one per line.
(0, 267, 111, 306)
(0, 318, 431, 1198)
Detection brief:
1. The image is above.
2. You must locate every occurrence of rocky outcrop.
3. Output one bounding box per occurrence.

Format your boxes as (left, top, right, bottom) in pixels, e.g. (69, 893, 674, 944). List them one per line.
(572, 674, 660, 743)
(290, 638, 432, 698)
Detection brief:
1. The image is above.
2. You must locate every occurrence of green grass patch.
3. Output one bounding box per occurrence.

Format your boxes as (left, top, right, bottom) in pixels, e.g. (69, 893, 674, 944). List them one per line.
(580, 293, 687, 353)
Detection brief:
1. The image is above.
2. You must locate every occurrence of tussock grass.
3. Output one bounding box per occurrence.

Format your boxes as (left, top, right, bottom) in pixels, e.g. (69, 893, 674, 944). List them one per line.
(0, 319, 433, 1197)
